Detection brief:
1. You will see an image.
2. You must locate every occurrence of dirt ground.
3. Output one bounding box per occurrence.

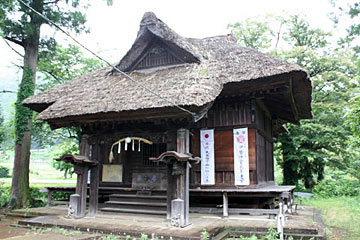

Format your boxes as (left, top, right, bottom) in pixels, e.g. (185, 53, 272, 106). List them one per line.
(0, 215, 31, 239)
(0, 215, 101, 240)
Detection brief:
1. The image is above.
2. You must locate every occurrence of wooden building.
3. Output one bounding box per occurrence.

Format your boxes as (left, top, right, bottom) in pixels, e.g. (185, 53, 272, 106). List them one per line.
(24, 12, 312, 223)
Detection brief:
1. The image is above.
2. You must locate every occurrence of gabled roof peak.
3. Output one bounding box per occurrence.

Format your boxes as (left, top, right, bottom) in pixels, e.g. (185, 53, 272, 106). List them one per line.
(115, 12, 200, 72)
(140, 12, 158, 26)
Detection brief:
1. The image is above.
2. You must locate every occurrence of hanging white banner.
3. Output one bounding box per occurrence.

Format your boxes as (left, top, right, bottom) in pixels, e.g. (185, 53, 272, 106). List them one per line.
(200, 129, 215, 185)
(233, 128, 250, 185)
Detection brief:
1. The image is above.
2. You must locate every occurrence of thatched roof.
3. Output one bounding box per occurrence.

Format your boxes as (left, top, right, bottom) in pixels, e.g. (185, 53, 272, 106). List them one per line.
(23, 12, 311, 128)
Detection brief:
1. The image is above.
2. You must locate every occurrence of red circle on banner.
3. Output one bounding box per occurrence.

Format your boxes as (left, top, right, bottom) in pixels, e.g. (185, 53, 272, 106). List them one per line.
(237, 135, 245, 143)
(205, 134, 209, 139)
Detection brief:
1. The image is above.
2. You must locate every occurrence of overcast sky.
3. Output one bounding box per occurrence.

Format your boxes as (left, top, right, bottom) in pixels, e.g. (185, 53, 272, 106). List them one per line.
(0, 0, 356, 85)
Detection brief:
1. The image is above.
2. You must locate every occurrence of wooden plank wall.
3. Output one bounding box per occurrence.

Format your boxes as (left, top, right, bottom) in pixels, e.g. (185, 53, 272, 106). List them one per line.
(194, 101, 252, 128)
(255, 101, 274, 184)
(192, 129, 257, 188)
(192, 100, 275, 188)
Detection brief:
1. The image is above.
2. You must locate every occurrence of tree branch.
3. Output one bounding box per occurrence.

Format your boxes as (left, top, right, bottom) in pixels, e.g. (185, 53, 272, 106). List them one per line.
(43, 0, 60, 5)
(0, 90, 16, 94)
(42, 69, 63, 84)
(3, 38, 24, 57)
(4, 36, 24, 48)
(10, 61, 23, 69)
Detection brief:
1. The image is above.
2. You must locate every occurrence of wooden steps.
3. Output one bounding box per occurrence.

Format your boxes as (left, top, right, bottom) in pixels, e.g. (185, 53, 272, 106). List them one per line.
(100, 190, 167, 216)
(101, 207, 167, 215)
(106, 201, 167, 207)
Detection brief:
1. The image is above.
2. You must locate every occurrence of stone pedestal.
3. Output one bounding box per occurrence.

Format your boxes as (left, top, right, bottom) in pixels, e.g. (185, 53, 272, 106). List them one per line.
(68, 194, 81, 218)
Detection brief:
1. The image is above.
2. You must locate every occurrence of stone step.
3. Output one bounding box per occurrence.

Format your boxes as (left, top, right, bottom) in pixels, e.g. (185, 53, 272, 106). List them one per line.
(109, 194, 167, 203)
(110, 194, 167, 199)
(100, 207, 167, 215)
(105, 200, 167, 207)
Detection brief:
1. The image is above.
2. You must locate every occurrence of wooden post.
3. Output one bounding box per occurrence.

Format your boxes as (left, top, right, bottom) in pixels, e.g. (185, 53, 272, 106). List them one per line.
(74, 165, 89, 218)
(89, 165, 99, 216)
(184, 162, 190, 224)
(47, 189, 52, 207)
(80, 166, 88, 217)
(177, 129, 189, 154)
(170, 128, 190, 227)
(166, 164, 174, 220)
(166, 130, 176, 220)
(89, 143, 100, 216)
(77, 134, 91, 217)
(223, 192, 229, 217)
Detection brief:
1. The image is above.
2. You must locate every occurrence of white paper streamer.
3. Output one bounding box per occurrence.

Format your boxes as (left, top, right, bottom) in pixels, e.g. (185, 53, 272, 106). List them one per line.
(138, 140, 141, 152)
(200, 129, 215, 185)
(132, 139, 135, 151)
(233, 128, 250, 185)
(118, 142, 121, 153)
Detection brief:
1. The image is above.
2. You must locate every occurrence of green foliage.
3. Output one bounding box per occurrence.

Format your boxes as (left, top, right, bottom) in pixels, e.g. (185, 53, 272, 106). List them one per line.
(0, 105, 5, 145)
(347, 2, 360, 39)
(0, 182, 10, 207)
(14, 67, 34, 144)
(230, 14, 360, 190)
(0, 185, 72, 208)
(200, 228, 209, 240)
(228, 18, 271, 50)
(304, 196, 360, 239)
(0, 166, 10, 178)
(275, 17, 359, 189)
(51, 139, 79, 179)
(31, 44, 104, 149)
(37, 44, 106, 91)
(1, 0, 88, 47)
(314, 178, 360, 197)
(231, 224, 295, 239)
(283, 15, 331, 49)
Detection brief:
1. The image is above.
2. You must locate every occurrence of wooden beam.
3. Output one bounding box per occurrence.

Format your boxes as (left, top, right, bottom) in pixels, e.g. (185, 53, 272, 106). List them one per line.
(289, 78, 299, 121)
(256, 99, 272, 120)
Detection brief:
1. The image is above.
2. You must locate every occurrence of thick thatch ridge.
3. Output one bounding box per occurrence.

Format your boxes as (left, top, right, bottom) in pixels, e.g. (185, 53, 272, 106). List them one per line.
(116, 12, 200, 72)
(23, 12, 311, 125)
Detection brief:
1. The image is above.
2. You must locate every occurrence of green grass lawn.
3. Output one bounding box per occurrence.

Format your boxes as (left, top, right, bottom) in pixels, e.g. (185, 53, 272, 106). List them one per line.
(304, 196, 360, 240)
(0, 148, 76, 186)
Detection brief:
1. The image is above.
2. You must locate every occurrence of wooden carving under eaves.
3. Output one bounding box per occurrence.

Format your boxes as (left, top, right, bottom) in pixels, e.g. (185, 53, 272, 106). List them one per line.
(55, 154, 97, 166)
(150, 151, 201, 164)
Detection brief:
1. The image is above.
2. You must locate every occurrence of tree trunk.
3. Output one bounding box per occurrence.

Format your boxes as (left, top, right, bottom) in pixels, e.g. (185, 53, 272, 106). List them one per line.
(10, 39, 39, 208)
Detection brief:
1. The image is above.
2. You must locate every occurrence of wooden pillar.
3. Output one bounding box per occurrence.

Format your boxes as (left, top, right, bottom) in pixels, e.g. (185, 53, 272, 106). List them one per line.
(170, 128, 190, 227)
(46, 189, 52, 207)
(74, 164, 89, 218)
(166, 164, 174, 220)
(89, 166, 99, 216)
(89, 142, 100, 216)
(223, 192, 228, 217)
(177, 129, 189, 154)
(184, 162, 190, 224)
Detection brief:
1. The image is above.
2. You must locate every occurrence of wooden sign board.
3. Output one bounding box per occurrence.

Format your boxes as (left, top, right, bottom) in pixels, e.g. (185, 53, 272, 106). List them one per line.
(102, 164, 123, 182)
